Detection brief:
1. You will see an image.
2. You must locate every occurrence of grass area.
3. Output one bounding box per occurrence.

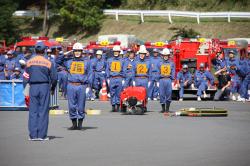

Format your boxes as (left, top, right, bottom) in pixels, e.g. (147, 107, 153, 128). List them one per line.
(17, 15, 250, 43)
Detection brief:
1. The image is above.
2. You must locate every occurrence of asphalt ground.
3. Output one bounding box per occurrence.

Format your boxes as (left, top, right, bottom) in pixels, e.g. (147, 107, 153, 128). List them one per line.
(0, 99, 250, 166)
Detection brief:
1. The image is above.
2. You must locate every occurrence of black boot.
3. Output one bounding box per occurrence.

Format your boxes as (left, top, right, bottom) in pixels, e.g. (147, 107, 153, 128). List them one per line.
(165, 102, 170, 113)
(160, 104, 165, 113)
(116, 104, 120, 112)
(111, 105, 116, 112)
(68, 119, 77, 130)
(78, 119, 83, 130)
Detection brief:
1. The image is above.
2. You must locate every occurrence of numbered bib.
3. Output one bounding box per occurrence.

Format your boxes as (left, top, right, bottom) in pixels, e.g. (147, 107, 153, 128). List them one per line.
(136, 64, 147, 74)
(70, 62, 85, 74)
(161, 64, 171, 76)
(111, 61, 121, 72)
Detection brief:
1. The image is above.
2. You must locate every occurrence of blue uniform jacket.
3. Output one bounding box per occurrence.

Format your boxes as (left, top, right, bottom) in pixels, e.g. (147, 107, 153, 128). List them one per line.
(158, 60, 175, 80)
(106, 57, 124, 78)
(177, 71, 192, 84)
(194, 70, 214, 85)
(134, 58, 151, 77)
(66, 57, 92, 84)
(23, 55, 58, 90)
(123, 57, 136, 78)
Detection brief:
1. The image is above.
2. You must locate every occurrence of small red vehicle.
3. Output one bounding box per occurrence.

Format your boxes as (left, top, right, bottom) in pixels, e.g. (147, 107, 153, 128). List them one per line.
(120, 86, 147, 115)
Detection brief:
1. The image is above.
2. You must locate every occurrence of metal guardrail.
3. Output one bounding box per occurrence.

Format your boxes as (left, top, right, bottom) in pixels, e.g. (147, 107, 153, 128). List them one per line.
(0, 80, 59, 111)
(103, 9, 250, 24)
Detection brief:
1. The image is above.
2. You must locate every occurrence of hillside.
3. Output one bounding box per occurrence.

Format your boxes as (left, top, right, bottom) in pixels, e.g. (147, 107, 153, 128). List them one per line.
(18, 15, 250, 43)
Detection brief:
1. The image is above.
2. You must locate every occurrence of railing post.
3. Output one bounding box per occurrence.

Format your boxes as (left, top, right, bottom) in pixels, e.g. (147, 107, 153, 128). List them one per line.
(228, 13, 231, 22)
(197, 13, 200, 24)
(115, 11, 119, 21)
(168, 12, 172, 24)
(140, 12, 144, 22)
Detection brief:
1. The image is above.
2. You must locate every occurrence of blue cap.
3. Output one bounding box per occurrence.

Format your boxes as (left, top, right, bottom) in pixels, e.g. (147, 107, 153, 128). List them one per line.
(153, 48, 159, 53)
(14, 67, 20, 71)
(35, 42, 46, 51)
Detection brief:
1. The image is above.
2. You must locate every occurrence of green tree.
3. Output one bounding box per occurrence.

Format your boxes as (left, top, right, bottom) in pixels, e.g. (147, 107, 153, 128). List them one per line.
(59, 0, 104, 32)
(169, 27, 200, 40)
(0, 0, 19, 45)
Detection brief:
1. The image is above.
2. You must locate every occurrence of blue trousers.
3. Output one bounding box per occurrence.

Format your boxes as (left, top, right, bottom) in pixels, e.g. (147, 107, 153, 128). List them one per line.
(195, 82, 208, 96)
(67, 84, 86, 119)
(231, 75, 241, 94)
(148, 75, 159, 99)
(159, 78, 172, 104)
(93, 72, 106, 91)
(124, 74, 133, 88)
(241, 74, 250, 99)
(58, 71, 68, 97)
(29, 83, 50, 139)
(135, 77, 148, 90)
(109, 77, 123, 105)
(179, 82, 191, 98)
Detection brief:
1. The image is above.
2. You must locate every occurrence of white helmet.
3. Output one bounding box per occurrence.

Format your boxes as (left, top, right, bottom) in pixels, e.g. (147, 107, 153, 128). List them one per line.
(161, 48, 171, 56)
(113, 45, 121, 52)
(96, 50, 103, 55)
(138, 45, 147, 54)
(73, 42, 83, 50)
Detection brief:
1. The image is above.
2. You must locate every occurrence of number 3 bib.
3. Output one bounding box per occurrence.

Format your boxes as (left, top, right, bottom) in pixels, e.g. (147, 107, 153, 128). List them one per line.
(161, 64, 171, 76)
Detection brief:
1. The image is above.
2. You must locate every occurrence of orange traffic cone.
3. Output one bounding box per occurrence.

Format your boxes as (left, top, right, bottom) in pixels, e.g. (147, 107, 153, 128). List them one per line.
(99, 80, 108, 101)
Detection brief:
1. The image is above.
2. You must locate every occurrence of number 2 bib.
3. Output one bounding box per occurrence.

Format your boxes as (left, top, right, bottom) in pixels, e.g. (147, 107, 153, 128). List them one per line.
(136, 64, 147, 74)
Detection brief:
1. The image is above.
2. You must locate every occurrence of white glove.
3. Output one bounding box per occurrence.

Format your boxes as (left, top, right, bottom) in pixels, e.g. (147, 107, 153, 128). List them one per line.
(148, 81, 151, 87)
(19, 59, 26, 66)
(122, 80, 125, 85)
(107, 79, 110, 85)
(132, 81, 136, 86)
(86, 87, 90, 94)
(101, 71, 105, 74)
(156, 82, 160, 87)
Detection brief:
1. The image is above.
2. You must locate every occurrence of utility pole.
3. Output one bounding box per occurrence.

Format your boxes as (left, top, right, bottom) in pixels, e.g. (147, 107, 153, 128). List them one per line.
(42, 0, 48, 36)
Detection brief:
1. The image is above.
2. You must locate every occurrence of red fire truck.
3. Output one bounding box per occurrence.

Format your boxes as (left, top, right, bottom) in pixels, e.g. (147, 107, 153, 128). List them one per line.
(15, 36, 62, 53)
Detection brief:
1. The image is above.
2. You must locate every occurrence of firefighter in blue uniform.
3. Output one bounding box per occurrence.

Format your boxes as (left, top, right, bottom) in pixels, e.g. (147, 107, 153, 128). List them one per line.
(56, 50, 68, 99)
(194, 63, 214, 101)
(148, 48, 161, 100)
(157, 48, 175, 113)
(211, 51, 226, 71)
(133, 45, 151, 93)
(240, 51, 250, 101)
(23, 42, 57, 141)
(225, 50, 241, 101)
(66, 43, 91, 130)
(123, 50, 136, 88)
(93, 50, 107, 97)
(106, 45, 124, 112)
(237, 52, 248, 101)
(10, 67, 23, 80)
(5, 50, 18, 79)
(0, 52, 6, 79)
(176, 64, 192, 101)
